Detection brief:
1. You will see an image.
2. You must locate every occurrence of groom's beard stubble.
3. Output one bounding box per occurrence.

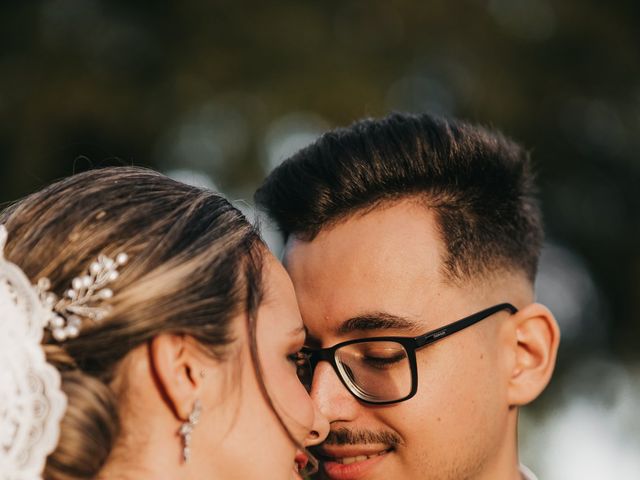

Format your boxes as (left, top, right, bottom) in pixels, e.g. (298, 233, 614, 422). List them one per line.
(309, 427, 402, 478)
(321, 428, 402, 447)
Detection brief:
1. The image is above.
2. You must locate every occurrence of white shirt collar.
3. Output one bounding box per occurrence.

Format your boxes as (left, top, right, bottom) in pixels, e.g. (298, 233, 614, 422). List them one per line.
(519, 464, 539, 480)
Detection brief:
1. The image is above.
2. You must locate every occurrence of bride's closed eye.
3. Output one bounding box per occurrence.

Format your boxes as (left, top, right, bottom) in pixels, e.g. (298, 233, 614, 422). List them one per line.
(287, 350, 309, 368)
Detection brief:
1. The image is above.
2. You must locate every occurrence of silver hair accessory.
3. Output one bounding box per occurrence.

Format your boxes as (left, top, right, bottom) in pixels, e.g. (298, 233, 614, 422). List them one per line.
(0, 225, 67, 479)
(178, 400, 201, 463)
(36, 252, 128, 342)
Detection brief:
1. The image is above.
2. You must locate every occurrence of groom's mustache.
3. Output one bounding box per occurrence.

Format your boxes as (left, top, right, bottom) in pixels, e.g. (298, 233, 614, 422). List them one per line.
(321, 427, 402, 447)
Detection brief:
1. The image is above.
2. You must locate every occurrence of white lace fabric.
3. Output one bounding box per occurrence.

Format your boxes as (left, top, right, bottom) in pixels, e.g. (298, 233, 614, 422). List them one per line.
(0, 226, 67, 480)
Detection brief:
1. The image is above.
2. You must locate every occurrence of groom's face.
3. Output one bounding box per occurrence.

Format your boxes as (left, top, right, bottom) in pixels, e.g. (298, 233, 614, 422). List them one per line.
(283, 200, 512, 480)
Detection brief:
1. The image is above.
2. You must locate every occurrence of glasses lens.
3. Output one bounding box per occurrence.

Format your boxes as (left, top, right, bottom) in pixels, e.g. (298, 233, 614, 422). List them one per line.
(334, 341, 412, 403)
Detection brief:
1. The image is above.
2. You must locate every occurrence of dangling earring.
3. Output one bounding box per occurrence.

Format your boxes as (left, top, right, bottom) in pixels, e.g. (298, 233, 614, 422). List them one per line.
(179, 399, 201, 463)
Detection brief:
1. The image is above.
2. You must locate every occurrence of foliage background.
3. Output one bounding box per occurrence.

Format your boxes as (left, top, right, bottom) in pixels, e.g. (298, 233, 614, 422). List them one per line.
(1, 1, 639, 477)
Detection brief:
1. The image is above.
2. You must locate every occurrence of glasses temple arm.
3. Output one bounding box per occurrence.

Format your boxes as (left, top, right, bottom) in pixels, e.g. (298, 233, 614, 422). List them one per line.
(414, 303, 517, 348)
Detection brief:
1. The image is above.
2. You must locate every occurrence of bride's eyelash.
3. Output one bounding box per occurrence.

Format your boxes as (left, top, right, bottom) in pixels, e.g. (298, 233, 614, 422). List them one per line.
(287, 350, 308, 366)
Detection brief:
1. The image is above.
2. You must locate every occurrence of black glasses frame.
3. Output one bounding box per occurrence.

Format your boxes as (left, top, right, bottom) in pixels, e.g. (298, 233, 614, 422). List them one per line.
(301, 303, 518, 405)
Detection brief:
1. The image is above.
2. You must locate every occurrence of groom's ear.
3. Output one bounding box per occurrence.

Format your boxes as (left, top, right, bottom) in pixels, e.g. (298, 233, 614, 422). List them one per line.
(504, 303, 560, 406)
(149, 334, 204, 420)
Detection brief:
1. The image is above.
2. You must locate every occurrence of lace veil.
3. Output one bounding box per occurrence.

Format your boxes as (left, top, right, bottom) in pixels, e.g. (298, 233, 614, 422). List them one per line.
(0, 226, 67, 479)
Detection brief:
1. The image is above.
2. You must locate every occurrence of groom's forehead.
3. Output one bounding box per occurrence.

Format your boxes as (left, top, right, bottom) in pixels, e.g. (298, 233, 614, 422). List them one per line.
(282, 203, 444, 280)
(282, 205, 451, 335)
(283, 267, 451, 346)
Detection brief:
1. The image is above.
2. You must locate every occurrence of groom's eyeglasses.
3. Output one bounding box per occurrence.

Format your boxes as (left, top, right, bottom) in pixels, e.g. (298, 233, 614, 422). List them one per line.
(296, 303, 517, 405)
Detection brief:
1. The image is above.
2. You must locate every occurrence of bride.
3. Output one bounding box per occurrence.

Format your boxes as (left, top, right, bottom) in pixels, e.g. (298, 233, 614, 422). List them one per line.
(0, 167, 327, 479)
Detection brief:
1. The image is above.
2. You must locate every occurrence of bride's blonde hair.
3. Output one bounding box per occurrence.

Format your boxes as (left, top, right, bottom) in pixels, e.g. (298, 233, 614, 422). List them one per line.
(1, 167, 266, 479)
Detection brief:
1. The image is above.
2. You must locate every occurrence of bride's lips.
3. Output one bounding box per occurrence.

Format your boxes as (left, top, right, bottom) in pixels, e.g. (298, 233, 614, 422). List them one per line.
(318, 444, 393, 480)
(293, 451, 309, 478)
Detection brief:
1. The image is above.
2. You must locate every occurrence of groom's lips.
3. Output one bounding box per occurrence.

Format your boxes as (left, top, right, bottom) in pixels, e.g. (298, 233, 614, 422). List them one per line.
(318, 444, 393, 480)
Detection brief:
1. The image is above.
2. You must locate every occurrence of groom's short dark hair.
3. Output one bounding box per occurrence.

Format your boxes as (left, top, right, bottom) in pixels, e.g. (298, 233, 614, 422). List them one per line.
(255, 112, 543, 283)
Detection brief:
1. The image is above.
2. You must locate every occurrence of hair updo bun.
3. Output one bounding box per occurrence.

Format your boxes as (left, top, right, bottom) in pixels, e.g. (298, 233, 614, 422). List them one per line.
(45, 366, 120, 479)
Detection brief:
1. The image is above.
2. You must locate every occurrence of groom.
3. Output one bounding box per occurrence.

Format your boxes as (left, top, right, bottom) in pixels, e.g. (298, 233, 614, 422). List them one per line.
(255, 112, 559, 480)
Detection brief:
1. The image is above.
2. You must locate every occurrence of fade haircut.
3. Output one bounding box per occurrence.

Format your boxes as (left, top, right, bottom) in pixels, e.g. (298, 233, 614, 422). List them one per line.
(255, 112, 543, 284)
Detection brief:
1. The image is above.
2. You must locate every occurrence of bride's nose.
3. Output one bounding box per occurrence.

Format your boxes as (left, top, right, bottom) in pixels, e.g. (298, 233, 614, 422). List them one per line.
(304, 399, 329, 446)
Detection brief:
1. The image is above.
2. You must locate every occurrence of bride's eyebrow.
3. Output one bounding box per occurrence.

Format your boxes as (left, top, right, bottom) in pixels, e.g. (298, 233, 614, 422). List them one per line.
(289, 325, 306, 337)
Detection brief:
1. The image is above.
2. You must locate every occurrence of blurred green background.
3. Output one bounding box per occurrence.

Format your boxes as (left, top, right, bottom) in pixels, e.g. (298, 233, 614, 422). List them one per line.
(1, 1, 639, 477)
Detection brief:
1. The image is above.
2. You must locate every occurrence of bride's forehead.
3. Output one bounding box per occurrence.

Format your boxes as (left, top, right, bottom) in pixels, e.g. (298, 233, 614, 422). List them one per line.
(262, 253, 297, 299)
(258, 255, 304, 327)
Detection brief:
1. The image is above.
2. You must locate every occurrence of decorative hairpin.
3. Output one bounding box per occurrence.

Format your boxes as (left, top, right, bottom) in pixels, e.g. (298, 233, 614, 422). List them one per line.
(35, 252, 129, 342)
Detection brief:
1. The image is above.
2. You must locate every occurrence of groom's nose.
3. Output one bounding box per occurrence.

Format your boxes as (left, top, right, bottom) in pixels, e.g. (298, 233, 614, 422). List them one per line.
(310, 361, 361, 423)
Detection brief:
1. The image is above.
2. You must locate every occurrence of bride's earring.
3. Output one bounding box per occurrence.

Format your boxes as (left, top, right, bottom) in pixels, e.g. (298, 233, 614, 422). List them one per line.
(179, 399, 201, 463)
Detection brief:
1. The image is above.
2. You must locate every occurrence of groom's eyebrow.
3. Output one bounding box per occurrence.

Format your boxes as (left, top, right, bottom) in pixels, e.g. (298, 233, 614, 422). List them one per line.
(337, 312, 421, 335)
(303, 312, 421, 346)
